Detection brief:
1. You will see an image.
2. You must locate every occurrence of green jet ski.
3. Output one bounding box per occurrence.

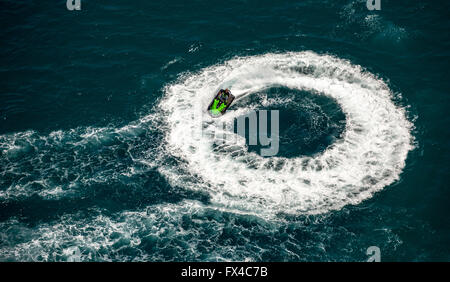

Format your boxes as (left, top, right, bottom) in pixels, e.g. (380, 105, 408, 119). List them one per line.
(207, 89, 235, 117)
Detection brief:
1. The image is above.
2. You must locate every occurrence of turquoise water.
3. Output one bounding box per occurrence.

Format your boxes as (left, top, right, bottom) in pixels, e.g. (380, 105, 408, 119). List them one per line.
(0, 0, 449, 261)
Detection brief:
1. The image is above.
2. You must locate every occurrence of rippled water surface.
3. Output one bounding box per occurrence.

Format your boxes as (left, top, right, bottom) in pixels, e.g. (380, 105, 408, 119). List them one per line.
(0, 0, 449, 261)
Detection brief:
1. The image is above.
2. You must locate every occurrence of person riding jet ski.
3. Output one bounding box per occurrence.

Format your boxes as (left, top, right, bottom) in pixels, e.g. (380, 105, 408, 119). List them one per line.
(207, 88, 235, 117)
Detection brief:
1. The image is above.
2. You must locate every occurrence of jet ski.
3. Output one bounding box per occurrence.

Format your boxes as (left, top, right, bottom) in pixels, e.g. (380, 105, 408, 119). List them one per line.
(207, 89, 235, 117)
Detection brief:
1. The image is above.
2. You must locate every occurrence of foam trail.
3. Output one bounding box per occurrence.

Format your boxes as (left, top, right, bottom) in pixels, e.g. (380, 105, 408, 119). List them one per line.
(0, 51, 414, 219)
(0, 116, 163, 200)
(158, 51, 414, 218)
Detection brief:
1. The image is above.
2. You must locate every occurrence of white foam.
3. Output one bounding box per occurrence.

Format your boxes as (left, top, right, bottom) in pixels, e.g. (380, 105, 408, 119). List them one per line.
(158, 51, 414, 218)
(0, 201, 215, 262)
(0, 51, 414, 219)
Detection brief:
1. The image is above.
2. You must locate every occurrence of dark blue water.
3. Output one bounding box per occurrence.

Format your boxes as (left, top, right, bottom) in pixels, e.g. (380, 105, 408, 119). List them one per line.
(0, 0, 449, 261)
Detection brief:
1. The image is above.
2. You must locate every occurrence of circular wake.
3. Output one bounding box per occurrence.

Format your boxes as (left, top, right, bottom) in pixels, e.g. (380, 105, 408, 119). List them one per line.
(159, 51, 414, 217)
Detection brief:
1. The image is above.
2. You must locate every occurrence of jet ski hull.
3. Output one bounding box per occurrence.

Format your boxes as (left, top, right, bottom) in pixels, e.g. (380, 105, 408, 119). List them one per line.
(207, 90, 235, 117)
